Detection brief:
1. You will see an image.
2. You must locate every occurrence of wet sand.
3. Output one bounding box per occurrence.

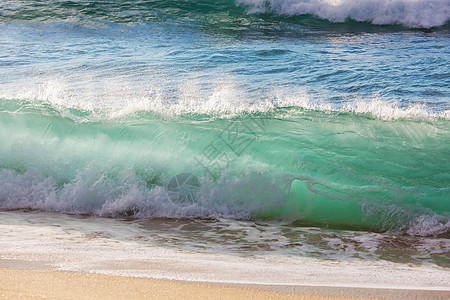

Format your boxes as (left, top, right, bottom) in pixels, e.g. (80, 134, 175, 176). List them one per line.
(0, 269, 343, 300)
(2, 268, 450, 299)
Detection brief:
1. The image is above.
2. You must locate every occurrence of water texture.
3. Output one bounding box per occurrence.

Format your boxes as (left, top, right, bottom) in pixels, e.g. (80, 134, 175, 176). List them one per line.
(0, 0, 449, 237)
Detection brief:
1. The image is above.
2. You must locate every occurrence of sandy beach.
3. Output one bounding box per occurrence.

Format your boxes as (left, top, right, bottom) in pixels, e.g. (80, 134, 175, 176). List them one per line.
(0, 269, 306, 300)
(2, 268, 450, 300)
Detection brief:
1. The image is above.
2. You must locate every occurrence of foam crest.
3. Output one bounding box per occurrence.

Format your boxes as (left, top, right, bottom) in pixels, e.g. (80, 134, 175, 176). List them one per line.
(1, 77, 446, 122)
(238, 0, 450, 28)
(0, 168, 285, 220)
(406, 214, 450, 236)
(342, 98, 447, 121)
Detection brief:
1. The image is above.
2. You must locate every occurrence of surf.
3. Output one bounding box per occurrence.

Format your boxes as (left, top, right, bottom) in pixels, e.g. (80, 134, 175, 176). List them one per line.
(238, 0, 450, 28)
(1, 0, 449, 28)
(0, 99, 448, 236)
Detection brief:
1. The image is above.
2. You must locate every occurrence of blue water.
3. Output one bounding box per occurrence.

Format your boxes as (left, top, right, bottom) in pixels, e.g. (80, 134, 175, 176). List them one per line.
(0, 1, 449, 237)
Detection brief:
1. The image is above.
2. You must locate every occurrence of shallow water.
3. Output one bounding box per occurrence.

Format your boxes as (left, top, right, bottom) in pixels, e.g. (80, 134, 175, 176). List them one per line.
(0, 210, 449, 288)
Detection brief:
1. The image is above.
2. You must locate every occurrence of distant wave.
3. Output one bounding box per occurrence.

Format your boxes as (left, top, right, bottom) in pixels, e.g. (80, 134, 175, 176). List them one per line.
(1, 0, 449, 29)
(238, 0, 450, 28)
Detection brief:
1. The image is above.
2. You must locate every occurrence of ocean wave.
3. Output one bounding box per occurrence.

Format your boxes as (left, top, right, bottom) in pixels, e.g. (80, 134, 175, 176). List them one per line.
(238, 0, 450, 28)
(0, 105, 448, 236)
(1, 0, 449, 29)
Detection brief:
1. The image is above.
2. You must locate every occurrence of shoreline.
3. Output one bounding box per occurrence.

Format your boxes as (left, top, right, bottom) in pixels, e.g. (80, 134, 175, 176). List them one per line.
(1, 268, 449, 300)
(0, 211, 449, 299)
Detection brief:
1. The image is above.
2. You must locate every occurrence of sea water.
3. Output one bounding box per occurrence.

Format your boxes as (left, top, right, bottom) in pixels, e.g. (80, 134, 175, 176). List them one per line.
(0, 0, 449, 272)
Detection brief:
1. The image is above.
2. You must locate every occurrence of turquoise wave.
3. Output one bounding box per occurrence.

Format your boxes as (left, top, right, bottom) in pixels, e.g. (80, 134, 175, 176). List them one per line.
(1, 0, 449, 29)
(0, 100, 448, 236)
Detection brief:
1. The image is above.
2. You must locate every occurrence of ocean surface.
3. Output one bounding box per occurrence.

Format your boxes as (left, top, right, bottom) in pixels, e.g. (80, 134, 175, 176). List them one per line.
(0, 0, 449, 267)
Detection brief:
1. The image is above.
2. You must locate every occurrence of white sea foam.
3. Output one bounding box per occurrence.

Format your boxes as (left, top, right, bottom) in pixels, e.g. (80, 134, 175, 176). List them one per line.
(238, 0, 450, 28)
(0, 168, 285, 220)
(0, 211, 449, 290)
(342, 98, 445, 121)
(1, 76, 447, 121)
(0, 166, 448, 237)
(406, 214, 450, 236)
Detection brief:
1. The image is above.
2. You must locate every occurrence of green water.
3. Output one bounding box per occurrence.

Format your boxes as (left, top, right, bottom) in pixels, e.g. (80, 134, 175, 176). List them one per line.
(1, 101, 448, 235)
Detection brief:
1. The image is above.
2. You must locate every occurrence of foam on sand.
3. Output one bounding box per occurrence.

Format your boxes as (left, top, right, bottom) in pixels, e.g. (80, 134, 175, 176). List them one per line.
(0, 211, 448, 293)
